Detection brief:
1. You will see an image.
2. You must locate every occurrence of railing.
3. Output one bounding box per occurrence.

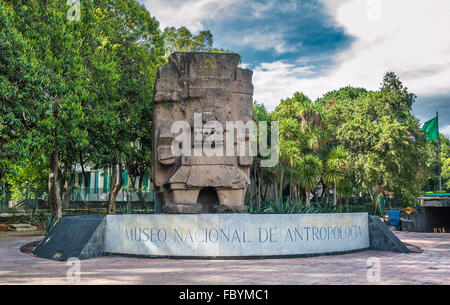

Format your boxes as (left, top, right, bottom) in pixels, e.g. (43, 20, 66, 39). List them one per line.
(0, 200, 7, 212)
(0, 188, 156, 215)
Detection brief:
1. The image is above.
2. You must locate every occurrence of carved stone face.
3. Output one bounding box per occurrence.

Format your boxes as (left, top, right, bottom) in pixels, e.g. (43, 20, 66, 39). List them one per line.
(152, 52, 254, 214)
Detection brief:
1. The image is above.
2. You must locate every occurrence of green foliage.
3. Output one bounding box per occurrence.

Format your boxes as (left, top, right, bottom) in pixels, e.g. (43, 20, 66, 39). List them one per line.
(323, 146, 349, 185)
(21, 204, 42, 226)
(18, 204, 57, 234)
(1, 0, 166, 216)
(5, 161, 48, 200)
(163, 26, 213, 54)
(163, 26, 234, 57)
(0, 2, 50, 179)
(38, 214, 58, 235)
(1, 0, 446, 215)
(442, 135, 450, 190)
(319, 73, 428, 204)
(295, 154, 322, 192)
(248, 199, 337, 214)
(251, 72, 440, 209)
(119, 204, 153, 214)
(424, 134, 450, 191)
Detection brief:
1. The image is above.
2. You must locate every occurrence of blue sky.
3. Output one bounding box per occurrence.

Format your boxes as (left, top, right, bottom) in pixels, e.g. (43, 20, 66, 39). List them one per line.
(140, 0, 450, 136)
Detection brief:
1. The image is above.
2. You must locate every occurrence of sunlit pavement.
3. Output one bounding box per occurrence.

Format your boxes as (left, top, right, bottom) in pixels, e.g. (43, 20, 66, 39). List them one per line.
(0, 231, 448, 285)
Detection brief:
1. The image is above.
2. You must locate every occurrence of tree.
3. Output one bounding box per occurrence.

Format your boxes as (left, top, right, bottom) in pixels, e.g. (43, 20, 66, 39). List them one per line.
(1, 0, 90, 220)
(79, 0, 164, 214)
(424, 134, 450, 192)
(324, 73, 428, 204)
(442, 135, 450, 190)
(251, 102, 273, 206)
(295, 154, 322, 206)
(5, 160, 48, 201)
(163, 26, 213, 55)
(162, 26, 234, 60)
(2, 0, 165, 218)
(272, 93, 305, 202)
(323, 146, 349, 206)
(272, 92, 329, 203)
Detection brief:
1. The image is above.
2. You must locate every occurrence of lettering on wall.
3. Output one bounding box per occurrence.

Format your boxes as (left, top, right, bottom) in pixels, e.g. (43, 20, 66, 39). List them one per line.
(124, 225, 365, 244)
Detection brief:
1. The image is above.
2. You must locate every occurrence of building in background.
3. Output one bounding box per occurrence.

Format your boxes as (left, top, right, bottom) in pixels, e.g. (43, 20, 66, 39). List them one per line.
(70, 165, 153, 203)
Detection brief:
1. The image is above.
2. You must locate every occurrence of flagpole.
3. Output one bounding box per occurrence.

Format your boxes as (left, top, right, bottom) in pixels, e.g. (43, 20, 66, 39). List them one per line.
(437, 111, 442, 192)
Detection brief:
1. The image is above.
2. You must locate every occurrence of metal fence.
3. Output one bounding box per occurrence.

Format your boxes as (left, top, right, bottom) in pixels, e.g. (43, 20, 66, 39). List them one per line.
(0, 199, 7, 213)
(69, 188, 155, 213)
(0, 187, 156, 215)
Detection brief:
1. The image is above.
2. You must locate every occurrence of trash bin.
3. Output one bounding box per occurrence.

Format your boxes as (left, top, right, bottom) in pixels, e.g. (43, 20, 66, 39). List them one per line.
(388, 210, 401, 226)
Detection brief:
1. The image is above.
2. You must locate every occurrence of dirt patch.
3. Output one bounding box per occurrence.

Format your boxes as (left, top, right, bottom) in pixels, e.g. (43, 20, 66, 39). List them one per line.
(20, 240, 41, 255)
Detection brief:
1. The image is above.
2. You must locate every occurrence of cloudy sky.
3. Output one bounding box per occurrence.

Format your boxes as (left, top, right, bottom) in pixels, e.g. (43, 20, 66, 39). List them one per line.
(139, 0, 450, 136)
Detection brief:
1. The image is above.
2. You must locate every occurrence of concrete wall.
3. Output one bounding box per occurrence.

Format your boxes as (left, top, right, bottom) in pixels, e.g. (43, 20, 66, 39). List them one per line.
(105, 213, 369, 257)
(369, 216, 410, 253)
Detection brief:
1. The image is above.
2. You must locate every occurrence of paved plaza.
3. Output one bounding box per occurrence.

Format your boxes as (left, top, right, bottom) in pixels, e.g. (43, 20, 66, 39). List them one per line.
(0, 231, 448, 285)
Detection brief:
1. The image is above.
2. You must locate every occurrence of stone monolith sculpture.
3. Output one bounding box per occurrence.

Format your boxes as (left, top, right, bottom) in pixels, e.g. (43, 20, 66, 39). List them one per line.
(152, 52, 254, 213)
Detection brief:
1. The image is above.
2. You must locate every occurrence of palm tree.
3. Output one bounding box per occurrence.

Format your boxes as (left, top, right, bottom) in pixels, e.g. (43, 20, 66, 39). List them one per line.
(278, 139, 300, 203)
(277, 118, 302, 203)
(273, 93, 329, 204)
(323, 146, 349, 206)
(295, 154, 322, 206)
(296, 96, 326, 133)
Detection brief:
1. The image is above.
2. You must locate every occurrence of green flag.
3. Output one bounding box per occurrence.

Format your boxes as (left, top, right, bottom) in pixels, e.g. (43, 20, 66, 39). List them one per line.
(422, 117, 439, 141)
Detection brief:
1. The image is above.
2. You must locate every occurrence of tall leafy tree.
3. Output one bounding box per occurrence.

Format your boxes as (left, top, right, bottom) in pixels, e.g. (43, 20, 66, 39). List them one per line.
(323, 146, 349, 207)
(2, 0, 89, 220)
(79, 0, 164, 213)
(329, 73, 428, 204)
(163, 26, 213, 55)
(0, 2, 48, 179)
(272, 92, 328, 203)
(295, 154, 322, 206)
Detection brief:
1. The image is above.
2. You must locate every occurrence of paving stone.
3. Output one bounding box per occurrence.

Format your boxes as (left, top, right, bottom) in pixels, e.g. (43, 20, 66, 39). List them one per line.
(0, 231, 448, 285)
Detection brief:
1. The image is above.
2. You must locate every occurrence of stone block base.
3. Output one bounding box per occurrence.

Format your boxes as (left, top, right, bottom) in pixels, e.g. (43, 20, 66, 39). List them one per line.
(162, 203, 203, 214)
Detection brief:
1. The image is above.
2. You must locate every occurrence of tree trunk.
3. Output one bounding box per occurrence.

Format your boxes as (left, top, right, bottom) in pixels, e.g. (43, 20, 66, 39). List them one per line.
(305, 189, 310, 206)
(137, 172, 145, 209)
(62, 177, 70, 210)
(262, 183, 268, 203)
(257, 165, 262, 206)
(278, 164, 285, 203)
(289, 167, 293, 202)
(252, 162, 257, 207)
(49, 150, 62, 220)
(108, 162, 124, 214)
(61, 164, 71, 210)
(125, 163, 135, 208)
(79, 151, 89, 203)
(333, 182, 337, 206)
(273, 180, 278, 204)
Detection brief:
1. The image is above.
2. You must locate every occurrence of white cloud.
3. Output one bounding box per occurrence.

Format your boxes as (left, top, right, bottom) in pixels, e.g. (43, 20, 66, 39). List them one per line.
(235, 32, 299, 54)
(143, 0, 237, 32)
(442, 125, 450, 138)
(252, 61, 316, 107)
(250, 0, 275, 19)
(252, 0, 450, 110)
(143, 0, 297, 54)
(143, 0, 450, 119)
(249, 0, 299, 19)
